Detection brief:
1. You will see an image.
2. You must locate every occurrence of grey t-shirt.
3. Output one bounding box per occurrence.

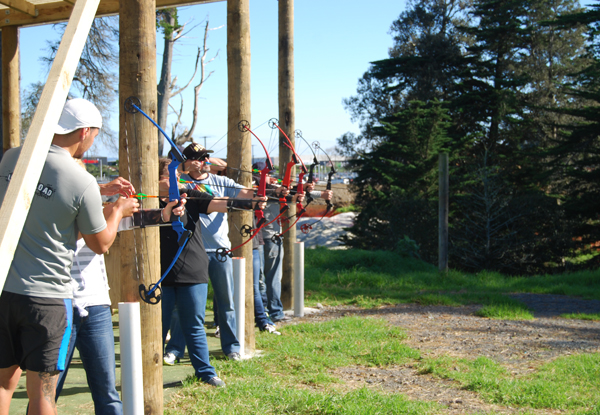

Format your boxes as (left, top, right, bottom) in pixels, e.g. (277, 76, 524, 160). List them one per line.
(262, 201, 282, 238)
(180, 173, 244, 251)
(0, 145, 106, 298)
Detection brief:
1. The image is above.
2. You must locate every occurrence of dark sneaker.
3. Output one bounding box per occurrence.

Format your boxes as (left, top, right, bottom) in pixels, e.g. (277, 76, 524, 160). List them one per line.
(260, 324, 281, 335)
(272, 315, 292, 323)
(207, 376, 226, 387)
(227, 352, 241, 361)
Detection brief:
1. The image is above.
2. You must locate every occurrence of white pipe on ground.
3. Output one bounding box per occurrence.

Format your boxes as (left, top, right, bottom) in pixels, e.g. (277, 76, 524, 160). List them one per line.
(232, 257, 245, 357)
(118, 302, 144, 415)
(294, 241, 304, 317)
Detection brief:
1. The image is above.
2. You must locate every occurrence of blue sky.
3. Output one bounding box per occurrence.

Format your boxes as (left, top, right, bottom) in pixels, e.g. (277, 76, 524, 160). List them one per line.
(19, 0, 407, 160)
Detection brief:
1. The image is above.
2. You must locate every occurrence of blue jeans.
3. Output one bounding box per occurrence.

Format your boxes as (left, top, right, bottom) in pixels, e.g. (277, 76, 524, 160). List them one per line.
(56, 305, 122, 415)
(253, 248, 273, 328)
(263, 237, 285, 321)
(258, 245, 268, 308)
(161, 284, 217, 382)
(164, 307, 186, 359)
(207, 252, 240, 355)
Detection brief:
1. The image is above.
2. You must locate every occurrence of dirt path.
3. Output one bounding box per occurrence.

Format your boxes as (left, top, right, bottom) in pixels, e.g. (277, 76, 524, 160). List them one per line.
(286, 296, 600, 414)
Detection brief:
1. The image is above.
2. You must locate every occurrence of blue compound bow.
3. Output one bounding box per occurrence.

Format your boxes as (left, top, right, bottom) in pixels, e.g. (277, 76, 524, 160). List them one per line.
(124, 96, 192, 305)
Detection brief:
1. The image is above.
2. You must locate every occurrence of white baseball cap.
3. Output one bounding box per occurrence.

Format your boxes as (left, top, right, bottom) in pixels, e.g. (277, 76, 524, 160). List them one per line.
(55, 98, 103, 135)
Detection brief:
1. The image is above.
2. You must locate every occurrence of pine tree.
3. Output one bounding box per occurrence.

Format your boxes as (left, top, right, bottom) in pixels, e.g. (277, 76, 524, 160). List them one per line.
(345, 100, 450, 261)
(340, 0, 590, 272)
(540, 1, 600, 262)
(339, 0, 470, 156)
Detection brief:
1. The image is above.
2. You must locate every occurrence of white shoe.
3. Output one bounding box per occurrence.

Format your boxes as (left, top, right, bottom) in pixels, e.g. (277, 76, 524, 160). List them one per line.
(163, 352, 179, 366)
(261, 324, 281, 335)
(207, 376, 226, 387)
(227, 352, 241, 361)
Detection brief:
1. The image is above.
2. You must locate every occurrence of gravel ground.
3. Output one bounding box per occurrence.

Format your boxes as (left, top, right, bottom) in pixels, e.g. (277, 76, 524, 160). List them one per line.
(296, 212, 356, 248)
(290, 211, 600, 413)
(282, 297, 600, 414)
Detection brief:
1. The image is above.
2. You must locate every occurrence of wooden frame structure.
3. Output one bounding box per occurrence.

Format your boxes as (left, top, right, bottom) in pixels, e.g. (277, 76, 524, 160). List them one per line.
(0, 0, 295, 412)
(0, 0, 222, 27)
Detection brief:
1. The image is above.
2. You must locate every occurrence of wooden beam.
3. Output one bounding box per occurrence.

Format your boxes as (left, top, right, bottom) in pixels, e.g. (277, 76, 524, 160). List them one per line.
(279, 0, 295, 310)
(119, 0, 162, 411)
(104, 235, 122, 310)
(0, 0, 223, 28)
(226, 0, 254, 355)
(2, 25, 20, 152)
(0, 0, 101, 290)
(0, 1, 75, 28)
(0, 0, 37, 17)
(156, 0, 223, 7)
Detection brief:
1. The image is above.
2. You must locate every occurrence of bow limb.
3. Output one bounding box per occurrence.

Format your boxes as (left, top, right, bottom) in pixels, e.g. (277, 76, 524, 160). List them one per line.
(314, 141, 335, 215)
(270, 119, 308, 175)
(295, 130, 319, 184)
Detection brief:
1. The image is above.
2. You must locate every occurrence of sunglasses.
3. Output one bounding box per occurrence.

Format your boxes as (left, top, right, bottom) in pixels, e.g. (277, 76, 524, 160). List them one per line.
(190, 154, 209, 161)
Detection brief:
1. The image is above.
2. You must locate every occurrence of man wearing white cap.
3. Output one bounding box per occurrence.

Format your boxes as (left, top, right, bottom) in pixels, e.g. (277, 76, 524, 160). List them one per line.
(0, 98, 138, 415)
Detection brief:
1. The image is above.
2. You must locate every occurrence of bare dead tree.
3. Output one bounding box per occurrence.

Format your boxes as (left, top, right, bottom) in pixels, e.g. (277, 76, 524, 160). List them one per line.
(169, 20, 219, 147)
(156, 12, 219, 154)
(157, 8, 183, 155)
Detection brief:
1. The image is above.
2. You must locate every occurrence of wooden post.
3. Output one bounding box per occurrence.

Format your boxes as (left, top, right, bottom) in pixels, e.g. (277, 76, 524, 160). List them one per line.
(227, 0, 254, 354)
(119, 0, 162, 412)
(439, 153, 449, 273)
(104, 235, 121, 310)
(0, 0, 100, 292)
(2, 25, 20, 153)
(279, 0, 295, 309)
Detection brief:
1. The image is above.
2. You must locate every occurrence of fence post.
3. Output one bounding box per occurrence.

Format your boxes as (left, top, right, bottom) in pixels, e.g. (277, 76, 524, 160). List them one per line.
(293, 242, 304, 317)
(232, 257, 246, 357)
(439, 153, 449, 273)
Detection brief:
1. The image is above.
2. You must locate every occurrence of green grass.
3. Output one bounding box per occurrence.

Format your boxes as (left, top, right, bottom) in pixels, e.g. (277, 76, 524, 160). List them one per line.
(561, 313, 600, 321)
(303, 247, 600, 316)
(166, 317, 440, 415)
(167, 248, 600, 414)
(334, 204, 360, 213)
(166, 316, 600, 414)
(474, 296, 535, 320)
(419, 354, 600, 410)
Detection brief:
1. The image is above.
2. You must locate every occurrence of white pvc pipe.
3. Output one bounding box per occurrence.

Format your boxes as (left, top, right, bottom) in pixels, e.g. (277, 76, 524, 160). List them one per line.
(118, 302, 144, 415)
(294, 241, 304, 317)
(232, 257, 245, 357)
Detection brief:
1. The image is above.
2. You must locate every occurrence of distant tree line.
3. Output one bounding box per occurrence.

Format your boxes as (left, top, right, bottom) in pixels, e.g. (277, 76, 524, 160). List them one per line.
(338, 0, 600, 275)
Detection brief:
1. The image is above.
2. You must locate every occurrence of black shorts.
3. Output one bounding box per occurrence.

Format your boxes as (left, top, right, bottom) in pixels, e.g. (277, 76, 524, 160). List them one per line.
(0, 291, 73, 372)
